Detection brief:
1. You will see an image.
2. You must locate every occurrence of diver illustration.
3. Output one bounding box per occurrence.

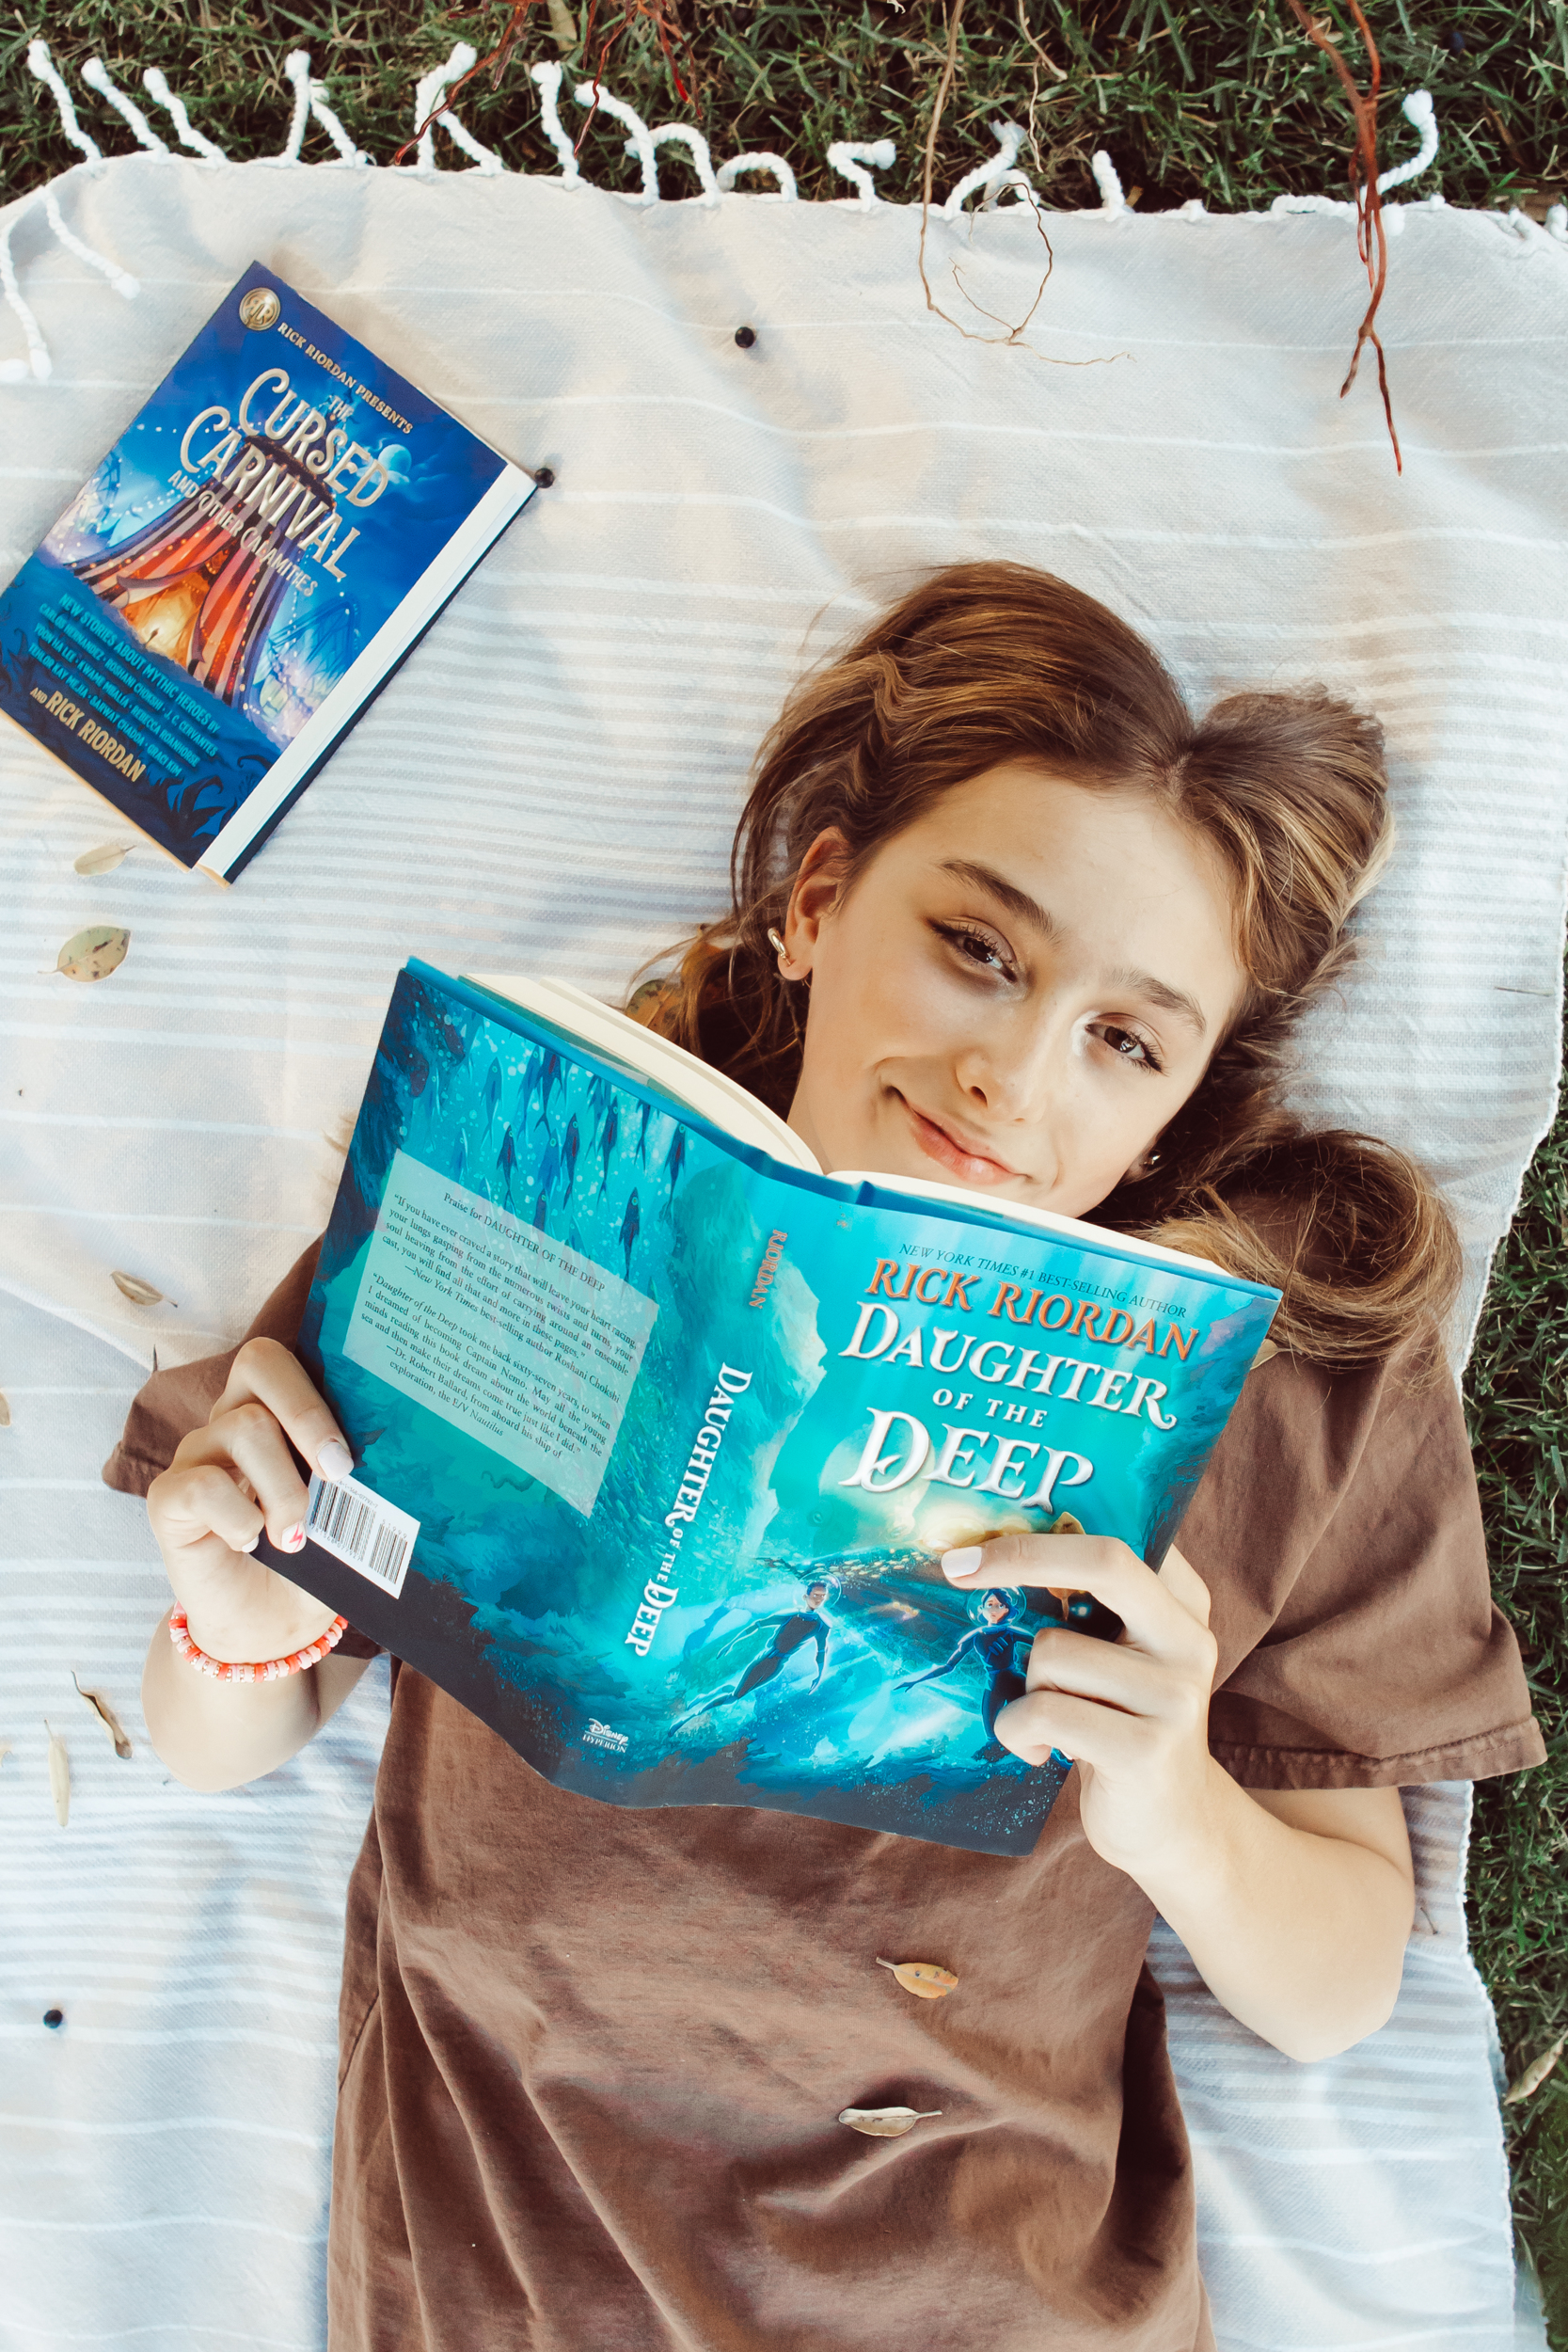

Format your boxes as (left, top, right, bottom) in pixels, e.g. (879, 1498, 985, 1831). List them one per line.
(896, 1589, 1037, 1752)
(673, 1581, 833, 1730)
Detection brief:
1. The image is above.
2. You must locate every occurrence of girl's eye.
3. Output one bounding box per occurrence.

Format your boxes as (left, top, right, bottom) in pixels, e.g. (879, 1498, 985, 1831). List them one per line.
(932, 920, 1017, 979)
(1091, 1022, 1164, 1074)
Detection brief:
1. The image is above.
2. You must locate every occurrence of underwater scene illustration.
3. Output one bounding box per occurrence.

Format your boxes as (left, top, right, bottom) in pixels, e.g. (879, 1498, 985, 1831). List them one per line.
(295, 963, 1279, 1858)
(0, 262, 508, 865)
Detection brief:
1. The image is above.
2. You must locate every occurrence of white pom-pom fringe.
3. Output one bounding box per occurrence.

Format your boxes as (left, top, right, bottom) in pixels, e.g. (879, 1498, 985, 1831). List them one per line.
(530, 61, 582, 185)
(576, 80, 657, 204)
(409, 43, 504, 173)
(1376, 88, 1438, 195)
(81, 57, 167, 153)
(715, 151, 797, 201)
(942, 119, 1027, 217)
(42, 186, 139, 296)
(273, 50, 372, 166)
(0, 212, 52, 380)
(142, 69, 228, 163)
(1090, 150, 1126, 215)
(827, 139, 895, 209)
(990, 169, 1041, 211)
(643, 123, 720, 206)
(1545, 203, 1567, 246)
(277, 47, 312, 162)
(26, 40, 102, 166)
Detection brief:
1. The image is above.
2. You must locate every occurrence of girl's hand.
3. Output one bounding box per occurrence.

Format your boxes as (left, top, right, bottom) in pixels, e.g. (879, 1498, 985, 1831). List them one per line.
(941, 1534, 1220, 1883)
(146, 1338, 354, 1666)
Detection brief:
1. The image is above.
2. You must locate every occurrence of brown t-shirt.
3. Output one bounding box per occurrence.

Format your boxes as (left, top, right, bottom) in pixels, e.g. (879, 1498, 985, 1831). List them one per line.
(109, 1244, 1544, 2352)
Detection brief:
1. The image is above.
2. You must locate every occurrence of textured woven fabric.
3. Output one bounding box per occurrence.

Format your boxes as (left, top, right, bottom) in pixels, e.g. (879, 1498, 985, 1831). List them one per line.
(2, 147, 1564, 2350)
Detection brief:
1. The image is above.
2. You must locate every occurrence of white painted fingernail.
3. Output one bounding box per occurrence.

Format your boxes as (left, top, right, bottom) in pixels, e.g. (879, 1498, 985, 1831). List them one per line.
(282, 1523, 307, 1552)
(318, 1439, 354, 1482)
(942, 1547, 983, 1581)
(239, 1534, 261, 1554)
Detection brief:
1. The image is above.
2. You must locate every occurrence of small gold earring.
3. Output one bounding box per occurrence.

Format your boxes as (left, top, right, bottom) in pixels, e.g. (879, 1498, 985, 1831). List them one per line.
(767, 928, 786, 957)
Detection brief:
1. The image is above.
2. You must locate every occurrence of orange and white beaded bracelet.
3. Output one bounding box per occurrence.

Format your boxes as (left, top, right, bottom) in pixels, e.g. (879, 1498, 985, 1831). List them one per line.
(168, 1605, 349, 1684)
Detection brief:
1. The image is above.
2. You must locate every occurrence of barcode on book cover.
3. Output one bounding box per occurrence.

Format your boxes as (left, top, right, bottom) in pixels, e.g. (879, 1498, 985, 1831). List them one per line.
(305, 1471, 419, 1599)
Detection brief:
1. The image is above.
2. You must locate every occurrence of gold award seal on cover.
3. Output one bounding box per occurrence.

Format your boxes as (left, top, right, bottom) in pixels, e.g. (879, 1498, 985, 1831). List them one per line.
(239, 287, 280, 331)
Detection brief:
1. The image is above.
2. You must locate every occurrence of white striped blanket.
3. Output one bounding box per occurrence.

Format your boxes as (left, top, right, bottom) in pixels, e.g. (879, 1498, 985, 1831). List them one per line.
(1, 134, 1564, 2352)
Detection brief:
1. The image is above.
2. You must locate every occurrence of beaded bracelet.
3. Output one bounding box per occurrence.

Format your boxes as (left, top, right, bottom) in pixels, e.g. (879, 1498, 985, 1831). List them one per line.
(168, 1605, 349, 1684)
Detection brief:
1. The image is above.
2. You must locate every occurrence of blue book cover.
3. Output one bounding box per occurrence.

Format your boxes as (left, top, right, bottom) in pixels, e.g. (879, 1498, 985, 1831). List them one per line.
(269, 961, 1280, 1858)
(0, 262, 536, 880)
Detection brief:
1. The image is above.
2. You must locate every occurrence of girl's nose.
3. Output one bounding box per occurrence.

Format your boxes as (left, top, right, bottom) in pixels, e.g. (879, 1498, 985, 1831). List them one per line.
(954, 1004, 1070, 1129)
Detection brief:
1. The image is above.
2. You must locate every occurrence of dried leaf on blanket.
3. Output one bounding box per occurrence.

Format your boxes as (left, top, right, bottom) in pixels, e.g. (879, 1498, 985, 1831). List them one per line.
(111, 1272, 164, 1306)
(72, 1675, 133, 1759)
(72, 843, 132, 876)
(838, 2106, 943, 2137)
(44, 1724, 70, 1827)
(55, 926, 129, 982)
(0, 1393, 9, 1427)
(876, 1959, 959, 1999)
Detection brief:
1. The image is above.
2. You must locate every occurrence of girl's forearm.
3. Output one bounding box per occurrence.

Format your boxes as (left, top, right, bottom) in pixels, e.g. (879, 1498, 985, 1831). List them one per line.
(1133, 1764, 1415, 2063)
(141, 1610, 326, 1790)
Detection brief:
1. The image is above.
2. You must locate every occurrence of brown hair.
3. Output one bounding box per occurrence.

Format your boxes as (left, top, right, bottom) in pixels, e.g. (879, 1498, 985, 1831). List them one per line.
(629, 561, 1459, 1369)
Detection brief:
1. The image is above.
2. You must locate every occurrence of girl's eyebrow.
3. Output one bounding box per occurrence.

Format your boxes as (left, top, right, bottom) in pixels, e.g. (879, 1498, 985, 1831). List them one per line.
(938, 857, 1208, 1038)
(1103, 965, 1208, 1039)
(939, 857, 1058, 939)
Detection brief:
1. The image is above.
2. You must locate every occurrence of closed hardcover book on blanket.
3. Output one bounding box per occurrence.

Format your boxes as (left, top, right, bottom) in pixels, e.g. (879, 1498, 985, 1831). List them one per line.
(0, 262, 536, 881)
(263, 961, 1279, 1856)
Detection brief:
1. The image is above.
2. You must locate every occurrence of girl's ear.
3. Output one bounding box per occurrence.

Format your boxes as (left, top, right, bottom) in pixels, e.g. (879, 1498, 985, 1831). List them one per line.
(781, 827, 851, 977)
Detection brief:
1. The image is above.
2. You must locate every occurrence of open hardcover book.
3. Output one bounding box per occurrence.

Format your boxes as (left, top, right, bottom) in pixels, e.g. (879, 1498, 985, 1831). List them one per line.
(261, 961, 1280, 1856)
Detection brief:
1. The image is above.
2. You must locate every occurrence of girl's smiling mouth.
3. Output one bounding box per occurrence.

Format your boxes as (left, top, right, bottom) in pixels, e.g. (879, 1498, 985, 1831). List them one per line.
(897, 1094, 1022, 1185)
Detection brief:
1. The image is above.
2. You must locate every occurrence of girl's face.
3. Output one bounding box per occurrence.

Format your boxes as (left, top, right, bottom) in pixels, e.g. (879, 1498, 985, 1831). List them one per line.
(782, 765, 1247, 1218)
(981, 1591, 1010, 1623)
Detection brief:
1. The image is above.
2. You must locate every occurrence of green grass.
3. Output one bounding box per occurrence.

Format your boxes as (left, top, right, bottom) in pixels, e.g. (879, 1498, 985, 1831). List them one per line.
(1465, 1014, 1568, 2342)
(3, 1, 1566, 2337)
(1, 1, 1565, 215)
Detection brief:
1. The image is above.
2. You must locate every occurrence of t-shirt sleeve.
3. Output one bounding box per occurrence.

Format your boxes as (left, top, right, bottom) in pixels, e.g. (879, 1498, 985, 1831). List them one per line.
(1185, 1330, 1544, 1791)
(101, 1236, 385, 1664)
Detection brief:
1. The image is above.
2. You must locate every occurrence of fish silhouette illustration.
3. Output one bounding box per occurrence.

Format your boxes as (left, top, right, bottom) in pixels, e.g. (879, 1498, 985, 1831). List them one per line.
(618, 1186, 641, 1278)
(661, 1126, 687, 1216)
(596, 1101, 619, 1198)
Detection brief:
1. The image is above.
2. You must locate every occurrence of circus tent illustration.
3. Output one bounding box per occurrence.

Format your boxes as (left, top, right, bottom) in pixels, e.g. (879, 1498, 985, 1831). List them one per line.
(68, 444, 348, 738)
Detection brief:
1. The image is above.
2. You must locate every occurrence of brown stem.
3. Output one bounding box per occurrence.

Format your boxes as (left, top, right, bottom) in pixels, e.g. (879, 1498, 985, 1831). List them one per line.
(389, 2, 540, 170)
(1284, 0, 1402, 473)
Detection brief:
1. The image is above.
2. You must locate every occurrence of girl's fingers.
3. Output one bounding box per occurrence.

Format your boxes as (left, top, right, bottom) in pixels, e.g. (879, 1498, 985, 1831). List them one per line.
(1023, 1625, 1206, 1721)
(173, 1407, 312, 1549)
(209, 1337, 353, 1486)
(994, 1687, 1144, 1772)
(148, 1459, 267, 1558)
(941, 1533, 1213, 1662)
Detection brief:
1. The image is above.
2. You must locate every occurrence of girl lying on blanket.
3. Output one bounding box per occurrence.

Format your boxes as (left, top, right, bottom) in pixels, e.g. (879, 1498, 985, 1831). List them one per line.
(131, 562, 1542, 2352)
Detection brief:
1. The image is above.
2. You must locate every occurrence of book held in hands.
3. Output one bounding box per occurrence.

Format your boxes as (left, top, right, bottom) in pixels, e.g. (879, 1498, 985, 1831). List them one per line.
(0, 262, 536, 880)
(264, 962, 1280, 1856)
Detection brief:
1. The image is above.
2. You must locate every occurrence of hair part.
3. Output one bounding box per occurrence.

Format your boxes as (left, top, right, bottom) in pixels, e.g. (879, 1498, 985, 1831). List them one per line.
(629, 561, 1460, 1371)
